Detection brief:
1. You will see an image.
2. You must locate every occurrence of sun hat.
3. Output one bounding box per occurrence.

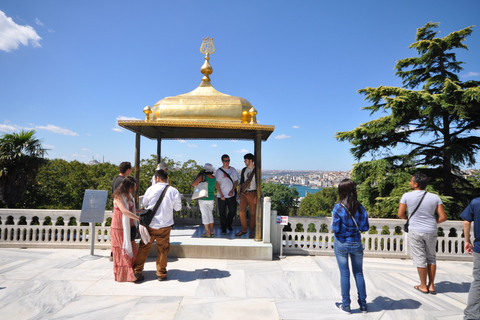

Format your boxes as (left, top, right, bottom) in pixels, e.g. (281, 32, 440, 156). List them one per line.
(203, 163, 214, 173)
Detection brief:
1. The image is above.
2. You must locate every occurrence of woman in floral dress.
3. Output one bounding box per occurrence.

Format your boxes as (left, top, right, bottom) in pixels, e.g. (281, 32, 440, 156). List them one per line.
(111, 176, 140, 282)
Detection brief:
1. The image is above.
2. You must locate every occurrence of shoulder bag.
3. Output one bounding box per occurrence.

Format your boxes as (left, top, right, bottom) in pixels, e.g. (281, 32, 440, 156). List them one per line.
(139, 186, 169, 227)
(239, 167, 255, 194)
(404, 191, 427, 233)
(192, 175, 209, 200)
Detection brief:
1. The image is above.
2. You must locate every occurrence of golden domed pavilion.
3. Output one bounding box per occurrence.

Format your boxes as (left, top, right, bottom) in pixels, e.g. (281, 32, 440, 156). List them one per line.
(118, 38, 275, 240)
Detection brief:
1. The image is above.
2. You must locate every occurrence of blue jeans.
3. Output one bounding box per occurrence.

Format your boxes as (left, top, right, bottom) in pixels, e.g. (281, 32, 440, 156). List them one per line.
(334, 239, 367, 308)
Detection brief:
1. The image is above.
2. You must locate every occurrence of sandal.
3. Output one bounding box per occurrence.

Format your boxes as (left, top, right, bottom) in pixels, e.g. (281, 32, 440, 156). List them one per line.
(201, 234, 209, 238)
(210, 234, 215, 238)
(249, 233, 255, 238)
(235, 231, 247, 236)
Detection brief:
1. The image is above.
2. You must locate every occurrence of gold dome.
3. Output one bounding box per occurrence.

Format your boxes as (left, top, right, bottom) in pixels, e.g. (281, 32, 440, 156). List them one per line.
(148, 38, 256, 124)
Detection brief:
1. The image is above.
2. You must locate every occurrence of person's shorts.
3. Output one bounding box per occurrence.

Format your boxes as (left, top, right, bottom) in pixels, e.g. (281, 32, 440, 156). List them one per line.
(409, 231, 437, 268)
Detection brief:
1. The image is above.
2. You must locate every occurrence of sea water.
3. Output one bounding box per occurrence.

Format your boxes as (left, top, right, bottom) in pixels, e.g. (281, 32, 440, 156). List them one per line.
(286, 185, 322, 197)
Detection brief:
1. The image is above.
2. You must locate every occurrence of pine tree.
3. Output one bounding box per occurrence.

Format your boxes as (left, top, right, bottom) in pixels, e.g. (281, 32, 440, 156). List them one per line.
(336, 22, 480, 202)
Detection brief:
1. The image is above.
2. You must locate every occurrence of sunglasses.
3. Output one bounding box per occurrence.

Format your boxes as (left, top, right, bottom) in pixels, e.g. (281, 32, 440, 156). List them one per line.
(223, 159, 230, 162)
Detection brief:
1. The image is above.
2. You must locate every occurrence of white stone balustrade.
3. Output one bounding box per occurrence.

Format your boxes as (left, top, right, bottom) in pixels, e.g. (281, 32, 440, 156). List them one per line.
(273, 216, 471, 261)
(0, 203, 472, 262)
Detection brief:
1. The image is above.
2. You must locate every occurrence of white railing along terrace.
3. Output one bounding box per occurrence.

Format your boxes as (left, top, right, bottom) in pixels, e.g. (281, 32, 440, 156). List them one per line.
(0, 198, 473, 262)
(278, 216, 471, 261)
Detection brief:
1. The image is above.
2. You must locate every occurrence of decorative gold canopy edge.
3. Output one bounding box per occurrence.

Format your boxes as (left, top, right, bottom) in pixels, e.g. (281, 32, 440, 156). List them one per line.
(118, 119, 275, 141)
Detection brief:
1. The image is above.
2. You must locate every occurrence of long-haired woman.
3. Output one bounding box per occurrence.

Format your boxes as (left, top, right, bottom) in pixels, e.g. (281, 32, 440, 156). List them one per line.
(111, 176, 140, 282)
(331, 179, 369, 314)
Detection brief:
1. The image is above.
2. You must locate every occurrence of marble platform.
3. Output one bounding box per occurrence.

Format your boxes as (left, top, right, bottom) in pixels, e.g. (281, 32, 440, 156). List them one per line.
(162, 225, 272, 260)
(0, 247, 472, 320)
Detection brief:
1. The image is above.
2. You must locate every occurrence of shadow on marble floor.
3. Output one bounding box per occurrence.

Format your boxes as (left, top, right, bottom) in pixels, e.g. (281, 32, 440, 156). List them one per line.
(435, 280, 471, 293)
(136, 267, 231, 283)
(371, 296, 421, 312)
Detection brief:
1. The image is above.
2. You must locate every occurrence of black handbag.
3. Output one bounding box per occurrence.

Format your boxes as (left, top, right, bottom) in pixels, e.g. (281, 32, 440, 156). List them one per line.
(130, 225, 138, 241)
(404, 191, 427, 232)
(139, 186, 169, 227)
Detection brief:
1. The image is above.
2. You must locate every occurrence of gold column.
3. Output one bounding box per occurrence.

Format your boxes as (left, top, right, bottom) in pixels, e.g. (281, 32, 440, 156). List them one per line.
(254, 133, 262, 242)
(157, 138, 162, 165)
(135, 133, 141, 208)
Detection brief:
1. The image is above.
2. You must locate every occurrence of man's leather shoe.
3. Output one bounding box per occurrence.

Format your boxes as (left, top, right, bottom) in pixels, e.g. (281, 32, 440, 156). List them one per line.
(134, 273, 145, 282)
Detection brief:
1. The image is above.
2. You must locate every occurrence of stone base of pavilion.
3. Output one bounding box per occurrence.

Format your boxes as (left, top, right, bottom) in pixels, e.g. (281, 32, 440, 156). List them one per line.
(147, 224, 273, 260)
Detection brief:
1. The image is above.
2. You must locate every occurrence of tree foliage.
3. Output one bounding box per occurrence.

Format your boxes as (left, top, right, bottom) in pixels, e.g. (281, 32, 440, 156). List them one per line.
(0, 130, 47, 208)
(261, 182, 299, 215)
(298, 187, 337, 217)
(336, 22, 480, 215)
(22, 159, 118, 210)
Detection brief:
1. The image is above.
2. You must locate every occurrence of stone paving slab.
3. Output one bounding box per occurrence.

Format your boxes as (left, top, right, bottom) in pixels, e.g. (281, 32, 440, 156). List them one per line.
(0, 248, 472, 319)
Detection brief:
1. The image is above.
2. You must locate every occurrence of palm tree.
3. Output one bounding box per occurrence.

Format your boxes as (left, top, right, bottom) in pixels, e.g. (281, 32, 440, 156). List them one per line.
(0, 130, 47, 208)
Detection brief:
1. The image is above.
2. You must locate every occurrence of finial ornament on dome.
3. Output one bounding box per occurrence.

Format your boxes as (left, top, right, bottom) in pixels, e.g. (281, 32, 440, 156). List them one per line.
(200, 38, 215, 82)
(200, 37, 216, 55)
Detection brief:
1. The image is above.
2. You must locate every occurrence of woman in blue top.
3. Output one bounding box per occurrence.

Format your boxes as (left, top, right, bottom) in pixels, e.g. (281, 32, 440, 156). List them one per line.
(192, 163, 216, 238)
(331, 179, 369, 314)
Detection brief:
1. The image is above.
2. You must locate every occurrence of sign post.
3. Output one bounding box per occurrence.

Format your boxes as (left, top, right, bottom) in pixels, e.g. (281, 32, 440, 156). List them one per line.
(276, 215, 288, 259)
(80, 189, 108, 260)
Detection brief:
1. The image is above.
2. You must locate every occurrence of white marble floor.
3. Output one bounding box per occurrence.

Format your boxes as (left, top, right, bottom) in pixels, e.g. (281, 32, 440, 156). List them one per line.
(0, 247, 472, 319)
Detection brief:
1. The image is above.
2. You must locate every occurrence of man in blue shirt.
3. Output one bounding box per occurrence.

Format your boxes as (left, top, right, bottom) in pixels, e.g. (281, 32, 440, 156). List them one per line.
(461, 198, 480, 320)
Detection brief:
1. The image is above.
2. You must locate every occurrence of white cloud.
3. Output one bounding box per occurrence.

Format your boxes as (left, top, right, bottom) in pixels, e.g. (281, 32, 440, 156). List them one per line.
(117, 116, 141, 121)
(81, 148, 89, 151)
(275, 134, 290, 139)
(177, 139, 187, 143)
(34, 18, 44, 26)
(462, 72, 480, 78)
(36, 124, 79, 136)
(211, 144, 217, 147)
(112, 127, 123, 132)
(0, 10, 42, 52)
(187, 144, 198, 148)
(71, 154, 87, 158)
(235, 149, 249, 153)
(44, 144, 55, 149)
(0, 123, 20, 132)
(292, 126, 299, 129)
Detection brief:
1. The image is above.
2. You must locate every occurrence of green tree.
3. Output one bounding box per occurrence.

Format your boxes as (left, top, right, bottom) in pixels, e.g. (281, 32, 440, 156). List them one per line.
(336, 22, 480, 212)
(298, 187, 337, 216)
(0, 130, 47, 208)
(261, 182, 299, 215)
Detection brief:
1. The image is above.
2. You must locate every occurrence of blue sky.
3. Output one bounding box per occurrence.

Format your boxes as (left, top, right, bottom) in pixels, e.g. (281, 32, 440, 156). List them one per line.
(1, 1, 479, 171)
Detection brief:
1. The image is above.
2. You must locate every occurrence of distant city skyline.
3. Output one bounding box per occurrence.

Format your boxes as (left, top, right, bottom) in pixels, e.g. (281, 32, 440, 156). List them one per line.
(1, 1, 479, 171)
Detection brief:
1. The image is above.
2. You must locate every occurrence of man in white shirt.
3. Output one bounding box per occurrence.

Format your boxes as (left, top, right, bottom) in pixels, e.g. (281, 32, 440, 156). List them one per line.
(134, 170, 182, 281)
(215, 154, 239, 234)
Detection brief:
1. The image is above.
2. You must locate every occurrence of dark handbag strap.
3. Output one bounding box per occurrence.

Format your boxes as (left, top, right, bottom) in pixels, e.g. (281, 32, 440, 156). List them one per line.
(219, 168, 234, 185)
(151, 186, 169, 213)
(340, 202, 360, 232)
(407, 191, 427, 223)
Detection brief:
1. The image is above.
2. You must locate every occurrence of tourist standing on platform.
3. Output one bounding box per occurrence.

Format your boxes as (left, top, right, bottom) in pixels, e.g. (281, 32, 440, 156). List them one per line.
(215, 154, 239, 234)
(236, 153, 256, 238)
(332, 179, 369, 314)
(151, 161, 170, 186)
(110, 161, 132, 261)
(134, 170, 182, 281)
(192, 163, 217, 238)
(111, 176, 140, 282)
(397, 173, 447, 295)
(461, 198, 480, 320)
(112, 162, 132, 193)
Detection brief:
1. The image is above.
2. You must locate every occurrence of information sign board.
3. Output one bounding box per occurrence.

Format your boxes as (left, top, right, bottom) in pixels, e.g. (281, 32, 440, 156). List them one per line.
(276, 215, 288, 225)
(80, 190, 108, 223)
